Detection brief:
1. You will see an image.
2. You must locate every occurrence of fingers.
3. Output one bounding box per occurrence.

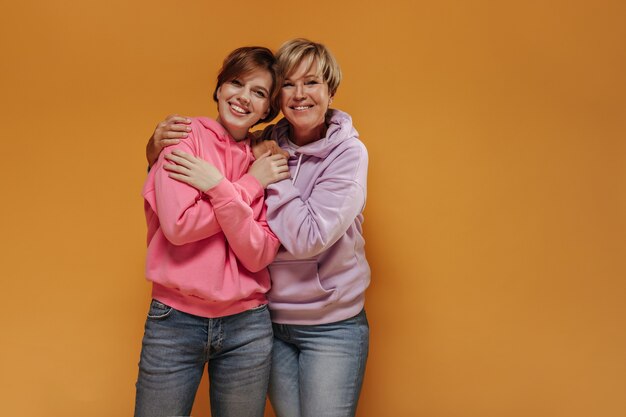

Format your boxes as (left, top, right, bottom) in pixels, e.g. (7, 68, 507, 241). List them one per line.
(165, 115, 192, 125)
(164, 152, 194, 168)
(170, 149, 195, 160)
(155, 115, 192, 142)
(275, 164, 290, 176)
(167, 172, 194, 186)
(160, 138, 182, 146)
(163, 163, 190, 175)
(163, 131, 188, 139)
(267, 153, 287, 161)
(168, 124, 192, 133)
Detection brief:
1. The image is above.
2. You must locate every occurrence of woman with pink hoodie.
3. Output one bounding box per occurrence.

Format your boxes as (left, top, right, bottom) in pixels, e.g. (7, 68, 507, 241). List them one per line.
(136, 46, 289, 417)
(147, 39, 370, 417)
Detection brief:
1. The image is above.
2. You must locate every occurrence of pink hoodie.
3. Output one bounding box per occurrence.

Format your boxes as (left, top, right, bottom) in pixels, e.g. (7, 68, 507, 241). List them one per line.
(142, 117, 280, 318)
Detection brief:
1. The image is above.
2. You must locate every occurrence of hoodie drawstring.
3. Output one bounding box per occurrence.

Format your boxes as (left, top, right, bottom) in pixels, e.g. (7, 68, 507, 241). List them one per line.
(292, 153, 303, 186)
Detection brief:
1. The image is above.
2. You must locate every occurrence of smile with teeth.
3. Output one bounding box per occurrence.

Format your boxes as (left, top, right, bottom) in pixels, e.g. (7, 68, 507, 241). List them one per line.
(292, 105, 313, 111)
(230, 103, 250, 114)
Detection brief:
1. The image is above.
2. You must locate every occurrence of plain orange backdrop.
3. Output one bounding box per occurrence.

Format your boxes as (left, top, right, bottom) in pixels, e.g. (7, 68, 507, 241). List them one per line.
(1, 1, 625, 416)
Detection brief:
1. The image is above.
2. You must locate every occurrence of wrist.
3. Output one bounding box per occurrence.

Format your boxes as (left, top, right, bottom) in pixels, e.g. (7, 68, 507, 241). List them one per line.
(201, 176, 224, 193)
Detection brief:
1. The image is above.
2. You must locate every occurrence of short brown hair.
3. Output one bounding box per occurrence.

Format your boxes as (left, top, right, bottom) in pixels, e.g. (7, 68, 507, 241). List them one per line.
(212, 46, 279, 124)
(275, 38, 342, 97)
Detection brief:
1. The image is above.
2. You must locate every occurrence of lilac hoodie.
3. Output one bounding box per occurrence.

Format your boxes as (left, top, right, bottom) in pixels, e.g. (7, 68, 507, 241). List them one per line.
(263, 109, 371, 325)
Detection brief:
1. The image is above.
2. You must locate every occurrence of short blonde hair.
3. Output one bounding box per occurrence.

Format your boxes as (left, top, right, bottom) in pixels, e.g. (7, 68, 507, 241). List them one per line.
(276, 38, 342, 96)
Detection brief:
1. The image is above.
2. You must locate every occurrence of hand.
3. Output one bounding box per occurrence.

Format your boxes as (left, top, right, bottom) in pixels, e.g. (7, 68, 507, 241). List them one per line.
(163, 150, 223, 192)
(251, 137, 289, 160)
(146, 115, 192, 168)
(248, 151, 290, 188)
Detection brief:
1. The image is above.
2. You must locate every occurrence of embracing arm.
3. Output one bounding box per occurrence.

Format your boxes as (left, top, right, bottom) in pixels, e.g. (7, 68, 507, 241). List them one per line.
(151, 140, 225, 245)
(147, 115, 191, 168)
(205, 181, 281, 272)
(147, 115, 264, 205)
(265, 143, 368, 259)
(163, 149, 290, 270)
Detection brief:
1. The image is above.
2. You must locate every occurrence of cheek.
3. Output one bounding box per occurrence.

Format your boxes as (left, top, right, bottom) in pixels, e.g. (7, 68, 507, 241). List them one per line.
(318, 91, 330, 107)
(279, 96, 289, 114)
(258, 100, 270, 115)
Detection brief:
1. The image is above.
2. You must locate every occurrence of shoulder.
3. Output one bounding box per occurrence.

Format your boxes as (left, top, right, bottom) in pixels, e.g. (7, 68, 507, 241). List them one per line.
(314, 140, 367, 185)
(190, 116, 220, 134)
(182, 117, 223, 146)
(332, 137, 368, 163)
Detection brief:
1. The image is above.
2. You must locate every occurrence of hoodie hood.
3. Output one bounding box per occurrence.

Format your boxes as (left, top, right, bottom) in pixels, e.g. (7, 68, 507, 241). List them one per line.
(270, 109, 359, 159)
(196, 116, 250, 144)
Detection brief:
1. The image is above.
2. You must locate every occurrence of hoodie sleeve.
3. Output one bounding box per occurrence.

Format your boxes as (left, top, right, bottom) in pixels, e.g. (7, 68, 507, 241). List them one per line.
(204, 179, 281, 272)
(149, 119, 267, 245)
(151, 139, 223, 246)
(265, 142, 368, 259)
(231, 173, 264, 208)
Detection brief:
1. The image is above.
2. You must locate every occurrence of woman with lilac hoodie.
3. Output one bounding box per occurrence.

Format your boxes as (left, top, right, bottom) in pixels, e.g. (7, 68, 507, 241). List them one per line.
(147, 38, 370, 417)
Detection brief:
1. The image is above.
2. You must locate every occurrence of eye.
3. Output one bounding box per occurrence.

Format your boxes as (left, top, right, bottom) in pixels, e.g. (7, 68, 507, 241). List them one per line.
(305, 79, 321, 86)
(282, 82, 294, 88)
(230, 79, 242, 86)
(254, 90, 267, 98)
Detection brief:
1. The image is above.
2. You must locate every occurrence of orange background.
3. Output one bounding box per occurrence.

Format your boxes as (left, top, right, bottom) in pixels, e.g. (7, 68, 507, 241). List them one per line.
(1, 1, 625, 416)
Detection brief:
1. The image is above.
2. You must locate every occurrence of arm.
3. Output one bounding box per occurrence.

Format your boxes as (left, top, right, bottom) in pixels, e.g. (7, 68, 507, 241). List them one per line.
(152, 138, 224, 245)
(265, 143, 368, 259)
(163, 149, 290, 271)
(164, 149, 289, 209)
(148, 114, 263, 205)
(205, 180, 281, 272)
(147, 115, 191, 168)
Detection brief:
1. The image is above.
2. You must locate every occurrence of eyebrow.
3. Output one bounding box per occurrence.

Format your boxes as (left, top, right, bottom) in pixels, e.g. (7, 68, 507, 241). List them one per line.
(285, 72, 322, 81)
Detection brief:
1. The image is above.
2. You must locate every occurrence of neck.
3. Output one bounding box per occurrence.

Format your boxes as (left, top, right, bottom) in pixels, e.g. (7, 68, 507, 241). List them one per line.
(291, 123, 327, 146)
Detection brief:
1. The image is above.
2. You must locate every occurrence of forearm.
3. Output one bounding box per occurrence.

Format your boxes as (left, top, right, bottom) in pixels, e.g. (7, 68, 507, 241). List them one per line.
(265, 178, 365, 259)
(205, 179, 280, 272)
(154, 158, 223, 245)
(232, 173, 264, 207)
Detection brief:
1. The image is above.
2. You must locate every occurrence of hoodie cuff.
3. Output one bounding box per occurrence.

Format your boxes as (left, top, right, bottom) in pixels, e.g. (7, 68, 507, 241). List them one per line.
(203, 178, 237, 208)
(267, 177, 293, 194)
(235, 173, 264, 201)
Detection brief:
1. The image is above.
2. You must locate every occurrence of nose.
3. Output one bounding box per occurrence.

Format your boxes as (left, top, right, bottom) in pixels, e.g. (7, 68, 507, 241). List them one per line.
(239, 88, 251, 104)
(294, 83, 305, 100)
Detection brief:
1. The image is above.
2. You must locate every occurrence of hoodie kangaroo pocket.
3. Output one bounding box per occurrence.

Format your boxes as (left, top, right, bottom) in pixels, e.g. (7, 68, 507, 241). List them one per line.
(268, 260, 337, 307)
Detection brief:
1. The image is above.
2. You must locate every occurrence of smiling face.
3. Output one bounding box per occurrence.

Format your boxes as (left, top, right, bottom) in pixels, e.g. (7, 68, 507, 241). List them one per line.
(280, 58, 332, 146)
(216, 68, 273, 141)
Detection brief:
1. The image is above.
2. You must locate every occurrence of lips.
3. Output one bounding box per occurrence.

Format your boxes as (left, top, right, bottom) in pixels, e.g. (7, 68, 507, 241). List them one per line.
(291, 105, 313, 111)
(230, 102, 250, 115)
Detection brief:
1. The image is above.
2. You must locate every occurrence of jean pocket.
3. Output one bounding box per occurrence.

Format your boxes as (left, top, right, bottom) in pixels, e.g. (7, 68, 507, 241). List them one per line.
(147, 299, 173, 319)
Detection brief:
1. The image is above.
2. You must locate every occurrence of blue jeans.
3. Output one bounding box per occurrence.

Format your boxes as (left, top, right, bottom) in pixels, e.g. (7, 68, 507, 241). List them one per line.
(268, 309, 369, 417)
(134, 300, 273, 417)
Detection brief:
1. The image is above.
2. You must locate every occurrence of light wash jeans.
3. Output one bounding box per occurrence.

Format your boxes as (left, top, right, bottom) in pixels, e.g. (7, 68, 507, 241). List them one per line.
(134, 300, 273, 417)
(268, 309, 369, 417)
